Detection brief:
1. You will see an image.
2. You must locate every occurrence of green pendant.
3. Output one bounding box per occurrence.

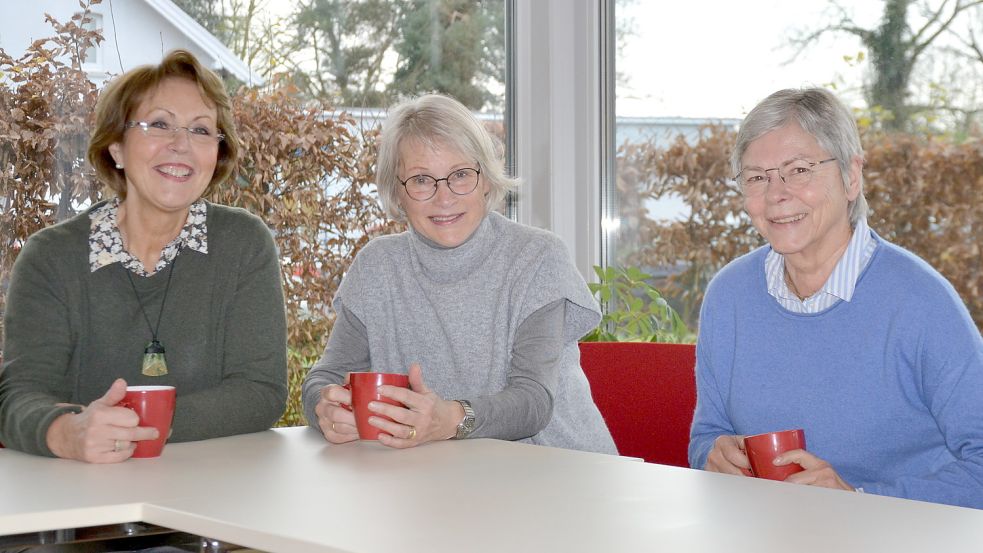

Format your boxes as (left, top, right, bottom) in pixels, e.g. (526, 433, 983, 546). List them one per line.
(141, 340, 168, 376)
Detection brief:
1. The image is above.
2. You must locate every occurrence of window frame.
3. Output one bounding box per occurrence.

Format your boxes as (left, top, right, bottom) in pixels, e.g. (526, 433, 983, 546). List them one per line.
(507, 0, 611, 278)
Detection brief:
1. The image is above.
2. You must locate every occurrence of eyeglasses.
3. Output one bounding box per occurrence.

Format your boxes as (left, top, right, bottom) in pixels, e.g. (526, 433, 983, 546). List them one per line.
(736, 158, 837, 197)
(399, 167, 481, 201)
(125, 120, 225, 145)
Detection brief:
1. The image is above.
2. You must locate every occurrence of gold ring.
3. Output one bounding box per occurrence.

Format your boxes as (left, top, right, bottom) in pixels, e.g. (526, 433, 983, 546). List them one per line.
(113, 440, 122, 453)
(330, 422, 336, 433)
(408, 427, 416, 440)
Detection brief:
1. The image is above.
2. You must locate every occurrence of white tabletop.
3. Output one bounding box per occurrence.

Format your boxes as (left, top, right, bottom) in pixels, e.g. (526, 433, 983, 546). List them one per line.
(2, 426, 982, 552)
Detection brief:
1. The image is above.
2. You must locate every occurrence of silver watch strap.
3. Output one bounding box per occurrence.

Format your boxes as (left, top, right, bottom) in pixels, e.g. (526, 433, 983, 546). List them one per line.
(454, 399, 476, 439)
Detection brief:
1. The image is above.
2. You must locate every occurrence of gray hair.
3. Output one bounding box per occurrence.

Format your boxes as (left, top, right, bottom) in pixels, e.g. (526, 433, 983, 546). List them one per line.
(375, 94, 518, 221)
(732, 88, 868, 225)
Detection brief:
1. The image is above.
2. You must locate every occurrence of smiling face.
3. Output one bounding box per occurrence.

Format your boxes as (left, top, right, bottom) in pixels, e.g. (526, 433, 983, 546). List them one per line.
(109, 77, 219, 219)
(397, 139, 489, 248)
(742, 121, 860, 271)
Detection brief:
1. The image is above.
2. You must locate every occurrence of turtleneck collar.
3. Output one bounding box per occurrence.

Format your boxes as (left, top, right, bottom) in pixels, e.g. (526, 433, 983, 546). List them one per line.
(407, 211, 501, 283)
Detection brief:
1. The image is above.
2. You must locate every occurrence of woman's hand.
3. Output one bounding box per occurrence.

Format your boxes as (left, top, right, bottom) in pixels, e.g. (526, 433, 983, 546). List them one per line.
(705, 434, 754, 476)
(780, 449, 854, 491)
(370, 363, 463, 449)
(45, 378, 159, 463)
(314, 382, 359, 444)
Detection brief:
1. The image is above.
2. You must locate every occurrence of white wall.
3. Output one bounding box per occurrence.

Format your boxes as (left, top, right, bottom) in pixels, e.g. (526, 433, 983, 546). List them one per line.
(2, 1, 228, 85)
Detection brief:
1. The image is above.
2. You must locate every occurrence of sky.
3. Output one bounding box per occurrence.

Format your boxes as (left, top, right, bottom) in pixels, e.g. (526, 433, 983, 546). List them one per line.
(258, 0, 882, 119)
(615, 0, 883, 119)
(235, 0, 975, 122)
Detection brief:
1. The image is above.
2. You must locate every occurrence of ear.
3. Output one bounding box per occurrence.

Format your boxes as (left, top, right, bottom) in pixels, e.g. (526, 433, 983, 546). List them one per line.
(108, 142, 124, 168)
(480, 172, 491, 196)
(844, 154, 863, 202)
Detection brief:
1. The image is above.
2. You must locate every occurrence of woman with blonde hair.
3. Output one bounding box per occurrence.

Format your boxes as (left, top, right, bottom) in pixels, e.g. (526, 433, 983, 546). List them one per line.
(303, 94, 615, 453)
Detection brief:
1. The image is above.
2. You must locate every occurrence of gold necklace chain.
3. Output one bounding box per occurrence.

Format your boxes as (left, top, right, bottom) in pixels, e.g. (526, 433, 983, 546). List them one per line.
(784, 268, 809, 301)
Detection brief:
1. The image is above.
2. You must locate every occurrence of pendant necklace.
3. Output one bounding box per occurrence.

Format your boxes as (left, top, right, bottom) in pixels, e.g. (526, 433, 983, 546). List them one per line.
(125, 253, 178, 377)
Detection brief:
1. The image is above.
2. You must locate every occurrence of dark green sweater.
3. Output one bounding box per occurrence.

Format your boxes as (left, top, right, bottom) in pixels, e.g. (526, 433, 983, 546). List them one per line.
(0, 201, 287, 456)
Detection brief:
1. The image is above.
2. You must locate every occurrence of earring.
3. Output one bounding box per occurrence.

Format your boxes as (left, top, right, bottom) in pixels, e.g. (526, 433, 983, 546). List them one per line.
(115, 163, 124, 169)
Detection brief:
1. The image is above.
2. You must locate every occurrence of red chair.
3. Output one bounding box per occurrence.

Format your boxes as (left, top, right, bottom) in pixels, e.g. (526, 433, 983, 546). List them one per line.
(578, 342, 696, 467)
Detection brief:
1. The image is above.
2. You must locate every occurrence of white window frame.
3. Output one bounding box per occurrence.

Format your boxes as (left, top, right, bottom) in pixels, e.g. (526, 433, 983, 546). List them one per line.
(508, 0, 611, 279)
(79, 11, 104, 70)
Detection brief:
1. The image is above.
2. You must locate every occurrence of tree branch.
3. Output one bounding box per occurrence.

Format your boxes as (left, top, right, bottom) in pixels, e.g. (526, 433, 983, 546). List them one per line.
(946, 6, 983, 64)
(785, 1, 872, 64)
(911, 0, 983, 61)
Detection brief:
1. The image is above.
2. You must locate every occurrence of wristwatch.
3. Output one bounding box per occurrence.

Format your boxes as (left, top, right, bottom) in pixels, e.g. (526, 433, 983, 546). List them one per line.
(453, 400, 476, 440)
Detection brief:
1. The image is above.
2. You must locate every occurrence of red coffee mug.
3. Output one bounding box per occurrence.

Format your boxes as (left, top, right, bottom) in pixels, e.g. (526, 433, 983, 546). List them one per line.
(744, 428, 806, 481)
(118, 385, 176, 458)
(343, 372, 409, 440)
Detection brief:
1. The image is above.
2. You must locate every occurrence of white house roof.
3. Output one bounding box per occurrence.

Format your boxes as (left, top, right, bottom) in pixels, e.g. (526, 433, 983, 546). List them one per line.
(143, 0, 263, 85)
(2, 1, 264, 86)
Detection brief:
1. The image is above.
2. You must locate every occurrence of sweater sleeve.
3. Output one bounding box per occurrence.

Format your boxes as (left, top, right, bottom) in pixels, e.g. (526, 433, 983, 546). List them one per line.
(858, 287, 983, 508)
(466, 299, 565, 440)
(301, 302, 372, 431)
(167, 214, 288, 442)
(0, 231, 84, 456)
(688, 277, 738, 469)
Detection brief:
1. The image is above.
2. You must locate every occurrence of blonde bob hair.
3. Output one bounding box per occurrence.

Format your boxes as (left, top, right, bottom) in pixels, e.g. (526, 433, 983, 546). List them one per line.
(375, 94, 517, 221)
(87, 49, 240, 199)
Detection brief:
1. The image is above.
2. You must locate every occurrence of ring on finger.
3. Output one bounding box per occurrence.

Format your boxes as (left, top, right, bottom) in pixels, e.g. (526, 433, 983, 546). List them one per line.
(331, 422, 336, 433)
(113, 439, 122, 453)
(407, 426, 416, 440)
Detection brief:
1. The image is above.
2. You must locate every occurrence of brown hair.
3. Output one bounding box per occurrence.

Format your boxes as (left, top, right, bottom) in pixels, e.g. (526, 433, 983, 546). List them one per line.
(87, 49, 240, 199)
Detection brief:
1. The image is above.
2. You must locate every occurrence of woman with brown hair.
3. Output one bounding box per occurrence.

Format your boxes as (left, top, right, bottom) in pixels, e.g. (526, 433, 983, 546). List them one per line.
(0, 49, 287, 463)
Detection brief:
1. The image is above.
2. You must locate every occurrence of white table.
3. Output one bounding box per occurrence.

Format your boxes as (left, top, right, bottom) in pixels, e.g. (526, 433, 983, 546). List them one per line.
(2, 426, 982, 552)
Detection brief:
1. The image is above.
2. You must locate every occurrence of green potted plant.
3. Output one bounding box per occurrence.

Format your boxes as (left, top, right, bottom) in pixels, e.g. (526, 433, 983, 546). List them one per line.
(578, 265, 697, 468)
(581, 266, 693, 343)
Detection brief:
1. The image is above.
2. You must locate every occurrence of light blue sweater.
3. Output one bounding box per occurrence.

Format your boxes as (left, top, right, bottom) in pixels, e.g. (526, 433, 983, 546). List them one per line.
(689, 234, 983, 509)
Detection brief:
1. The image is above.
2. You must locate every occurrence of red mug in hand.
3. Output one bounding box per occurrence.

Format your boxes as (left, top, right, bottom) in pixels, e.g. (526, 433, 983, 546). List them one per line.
(343, 372, 410, 440)
(744, 428, 806, 481)
(118, 385, 176, 458)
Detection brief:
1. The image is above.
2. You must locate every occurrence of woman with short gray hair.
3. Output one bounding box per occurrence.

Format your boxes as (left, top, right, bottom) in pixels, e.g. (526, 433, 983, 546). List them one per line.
(729, 87, 868, 226)
(302, 94, 615, 454)
(688, 87, 983, 508)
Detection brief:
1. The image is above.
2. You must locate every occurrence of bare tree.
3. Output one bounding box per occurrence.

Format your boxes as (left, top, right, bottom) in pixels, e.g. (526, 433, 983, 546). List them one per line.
(791, 0, 983, 131)
(172, 0, 299, 87)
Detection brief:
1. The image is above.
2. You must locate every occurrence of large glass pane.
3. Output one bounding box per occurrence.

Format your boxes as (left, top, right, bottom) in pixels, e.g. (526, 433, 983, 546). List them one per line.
(611, 0, 983, 331)
(0, 0, 508, 425)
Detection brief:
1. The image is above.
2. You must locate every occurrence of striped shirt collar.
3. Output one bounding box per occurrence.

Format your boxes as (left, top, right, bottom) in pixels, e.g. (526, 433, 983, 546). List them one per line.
(764, 217, 877, 314)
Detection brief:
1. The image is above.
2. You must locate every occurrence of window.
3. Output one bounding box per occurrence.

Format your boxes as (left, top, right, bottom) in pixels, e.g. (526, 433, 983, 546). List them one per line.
(608, 0, 983, 328)
(80, 12, 103, 67)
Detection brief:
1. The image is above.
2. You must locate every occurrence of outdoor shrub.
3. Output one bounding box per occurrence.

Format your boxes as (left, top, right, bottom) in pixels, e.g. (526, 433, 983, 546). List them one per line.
(616, 125, 983, 334)
(3, 9, 979, 435)
(0, 10, 400, 428)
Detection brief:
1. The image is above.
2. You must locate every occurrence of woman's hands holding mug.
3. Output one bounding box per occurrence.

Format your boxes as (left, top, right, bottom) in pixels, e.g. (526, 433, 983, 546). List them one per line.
(316, 363, 464, 449)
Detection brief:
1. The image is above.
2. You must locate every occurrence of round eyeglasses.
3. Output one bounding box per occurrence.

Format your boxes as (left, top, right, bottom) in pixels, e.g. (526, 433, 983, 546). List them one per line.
(125, 120, 225, 145)
(399, 167, 481, 201)
(736, 158, 837, 197)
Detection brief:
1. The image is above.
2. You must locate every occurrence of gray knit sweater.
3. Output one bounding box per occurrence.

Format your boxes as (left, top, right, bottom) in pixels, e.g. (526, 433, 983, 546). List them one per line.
(0, 201, 288, 456)
(303, 212, 616, 454)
